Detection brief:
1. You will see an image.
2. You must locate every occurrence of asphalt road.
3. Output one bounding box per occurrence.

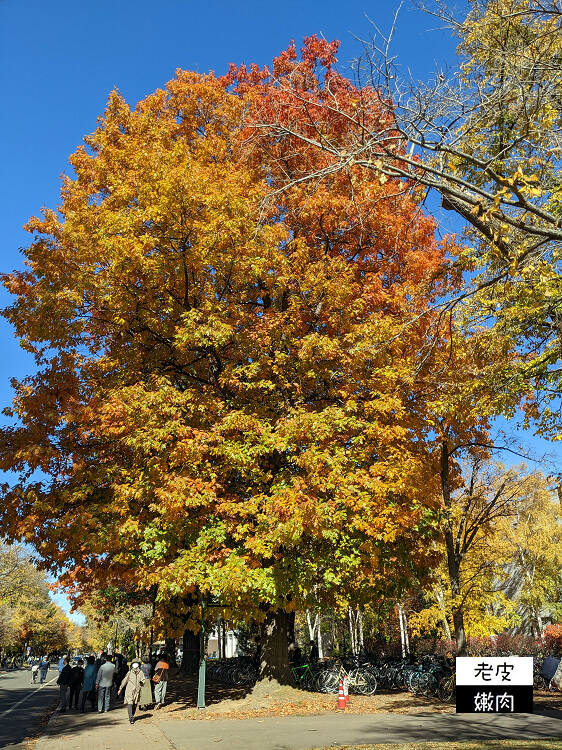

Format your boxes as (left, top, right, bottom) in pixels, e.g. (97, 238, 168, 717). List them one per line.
(0, 666, 59, 749)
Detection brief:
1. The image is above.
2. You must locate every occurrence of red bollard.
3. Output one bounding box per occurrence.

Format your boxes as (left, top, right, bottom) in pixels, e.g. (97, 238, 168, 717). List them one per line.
(337, 678, 346, 710)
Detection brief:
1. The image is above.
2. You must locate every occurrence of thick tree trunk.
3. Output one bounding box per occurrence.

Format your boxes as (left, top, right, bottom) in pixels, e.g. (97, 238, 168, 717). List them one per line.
(441, 441, 467, 656)
(180, 626, 200, 675)
(287, 611, 295, 644)
(256, 609, 291, 687)
(165, 637, 177, 666)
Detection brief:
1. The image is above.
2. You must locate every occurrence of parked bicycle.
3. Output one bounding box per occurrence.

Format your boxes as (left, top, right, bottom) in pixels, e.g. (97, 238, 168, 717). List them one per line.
(291, 662, 318, 691)
(319, 659, 377, 695)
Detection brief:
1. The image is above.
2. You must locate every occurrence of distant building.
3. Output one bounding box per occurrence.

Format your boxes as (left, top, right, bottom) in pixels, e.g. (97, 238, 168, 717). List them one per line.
(206, 628, 239, 658)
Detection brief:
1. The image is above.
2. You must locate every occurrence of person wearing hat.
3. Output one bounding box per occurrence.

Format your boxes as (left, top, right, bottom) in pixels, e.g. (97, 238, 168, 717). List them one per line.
(118, 660, 145, 725)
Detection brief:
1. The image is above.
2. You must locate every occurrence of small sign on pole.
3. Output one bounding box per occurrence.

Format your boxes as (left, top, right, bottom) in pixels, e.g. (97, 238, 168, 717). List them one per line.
(456, 657, 533, 713)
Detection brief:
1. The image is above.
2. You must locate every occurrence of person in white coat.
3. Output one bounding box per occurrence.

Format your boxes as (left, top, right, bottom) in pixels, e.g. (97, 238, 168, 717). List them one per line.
(118, 661, 145, 724)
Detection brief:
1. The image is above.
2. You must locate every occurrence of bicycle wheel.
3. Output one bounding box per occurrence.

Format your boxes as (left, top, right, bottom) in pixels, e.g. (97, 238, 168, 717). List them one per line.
(309, 672, 323, 693)
(424, 672, 440, 697)
(348, 669, 366, 695)
(365, 668, 378, 694)
(409, 671, 423, 694)
(350, 669, 377, 695)
(366, 672, 377, 694)
(437, 675, 455, 703)
(317, 670, 340, 694)
(396, 667, 412, 691)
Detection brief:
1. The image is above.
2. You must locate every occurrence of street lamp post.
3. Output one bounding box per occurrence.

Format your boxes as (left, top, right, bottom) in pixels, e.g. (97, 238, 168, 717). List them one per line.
(197, 597, 206, 709)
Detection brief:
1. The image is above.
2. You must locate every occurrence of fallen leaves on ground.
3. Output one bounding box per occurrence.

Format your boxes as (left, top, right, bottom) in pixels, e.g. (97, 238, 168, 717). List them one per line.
(143, 672, 561, 724)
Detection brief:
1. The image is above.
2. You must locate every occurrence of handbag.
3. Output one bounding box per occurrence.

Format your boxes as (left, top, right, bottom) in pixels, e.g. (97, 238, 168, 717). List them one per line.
(153, 667, 168, 683)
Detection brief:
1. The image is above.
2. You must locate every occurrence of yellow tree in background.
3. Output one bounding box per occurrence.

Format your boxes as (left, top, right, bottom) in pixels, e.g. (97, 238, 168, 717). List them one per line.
(409, 463, 562, 642)
(0, 541, 75, 654)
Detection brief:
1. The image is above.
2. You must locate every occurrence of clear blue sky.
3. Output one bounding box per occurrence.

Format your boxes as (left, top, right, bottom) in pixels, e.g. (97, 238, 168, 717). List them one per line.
(0, 0, 559, 619)
(0, 0, 462, 428)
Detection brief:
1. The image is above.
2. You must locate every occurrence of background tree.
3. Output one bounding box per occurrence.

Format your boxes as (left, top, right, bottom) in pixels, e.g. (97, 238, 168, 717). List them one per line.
(0, 541, 74, 654)
(410, 461, 561, 648)
(77, 591, 152, 656)
(251, 1, 561, 273)
(505, 471, 562, 633)
(0, 541, 44, 604)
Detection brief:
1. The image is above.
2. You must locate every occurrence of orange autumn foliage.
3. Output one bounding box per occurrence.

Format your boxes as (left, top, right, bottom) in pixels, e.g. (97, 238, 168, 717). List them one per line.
(0, 39, 473, 626)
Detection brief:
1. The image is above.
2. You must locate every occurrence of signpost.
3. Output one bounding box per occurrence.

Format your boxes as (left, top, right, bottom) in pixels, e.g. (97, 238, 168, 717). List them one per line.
(456, 657, 533, 713)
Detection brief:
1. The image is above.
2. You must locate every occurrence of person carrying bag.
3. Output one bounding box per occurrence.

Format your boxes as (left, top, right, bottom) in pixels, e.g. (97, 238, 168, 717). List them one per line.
(152, 653, 170, 709)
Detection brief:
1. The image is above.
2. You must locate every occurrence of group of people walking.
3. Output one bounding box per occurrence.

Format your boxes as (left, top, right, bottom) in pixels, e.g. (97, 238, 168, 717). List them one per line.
(54, 652, 170, 724)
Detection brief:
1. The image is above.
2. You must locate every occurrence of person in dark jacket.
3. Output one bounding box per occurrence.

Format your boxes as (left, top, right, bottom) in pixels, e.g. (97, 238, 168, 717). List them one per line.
(117, 657, 129, 686)
(69, 659, 84, 709)
(309, 640, 319, 663)
(94, 651, 107, 674)
(57, 657, 72, 712)
(39, 656, 49, 684)
(139, 656, 153, 709)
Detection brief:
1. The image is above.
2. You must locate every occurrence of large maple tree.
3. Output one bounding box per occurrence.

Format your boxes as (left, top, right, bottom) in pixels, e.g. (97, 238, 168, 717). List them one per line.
(1, 40, 465, 681)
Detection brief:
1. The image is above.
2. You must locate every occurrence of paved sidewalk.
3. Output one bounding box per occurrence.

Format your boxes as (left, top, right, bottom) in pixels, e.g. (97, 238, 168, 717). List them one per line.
(35, 707, 176, 750)
(35, 705, 562, 750)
